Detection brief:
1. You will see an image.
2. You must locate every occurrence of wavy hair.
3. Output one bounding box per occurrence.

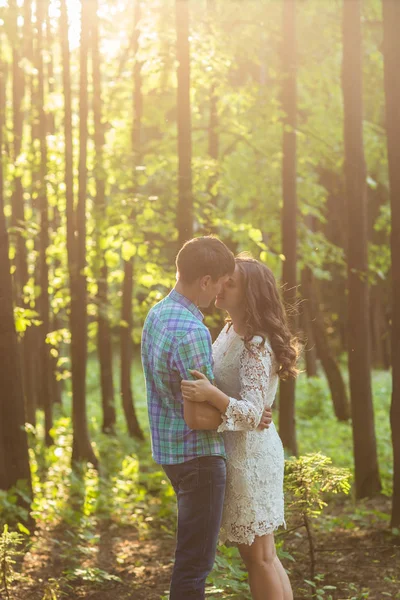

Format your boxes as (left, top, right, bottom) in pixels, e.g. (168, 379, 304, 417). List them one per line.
(226, 254, 299, 380)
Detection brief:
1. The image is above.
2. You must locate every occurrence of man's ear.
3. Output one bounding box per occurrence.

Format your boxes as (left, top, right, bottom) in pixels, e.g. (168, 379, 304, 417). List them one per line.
(199, 275, 212, 290)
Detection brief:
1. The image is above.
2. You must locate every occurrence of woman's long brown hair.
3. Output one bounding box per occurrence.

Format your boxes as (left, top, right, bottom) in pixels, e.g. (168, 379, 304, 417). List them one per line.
(227, 255, 299, 380)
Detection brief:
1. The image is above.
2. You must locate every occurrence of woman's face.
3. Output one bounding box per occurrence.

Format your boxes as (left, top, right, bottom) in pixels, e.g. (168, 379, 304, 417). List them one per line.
(215, 264, 244, 312)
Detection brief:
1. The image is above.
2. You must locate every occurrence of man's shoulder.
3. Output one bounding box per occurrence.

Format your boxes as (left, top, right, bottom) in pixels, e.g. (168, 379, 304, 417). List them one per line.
(146, 296, 208, 335)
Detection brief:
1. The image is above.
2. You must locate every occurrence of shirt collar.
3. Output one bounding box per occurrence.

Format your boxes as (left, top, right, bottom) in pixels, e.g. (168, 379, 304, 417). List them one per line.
(169, 288, 205, 322)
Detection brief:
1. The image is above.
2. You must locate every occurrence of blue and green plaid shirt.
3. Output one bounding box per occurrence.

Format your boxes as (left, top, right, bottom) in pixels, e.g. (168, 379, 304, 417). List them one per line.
(141, 289, 226, 465)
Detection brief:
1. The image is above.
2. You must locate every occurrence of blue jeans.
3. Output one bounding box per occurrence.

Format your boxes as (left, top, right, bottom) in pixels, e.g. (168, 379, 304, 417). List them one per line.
(162, 456, 227, 600)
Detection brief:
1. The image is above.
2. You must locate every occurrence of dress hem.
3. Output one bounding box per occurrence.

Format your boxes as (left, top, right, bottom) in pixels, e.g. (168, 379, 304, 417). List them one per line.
(218, 518, 286, 547)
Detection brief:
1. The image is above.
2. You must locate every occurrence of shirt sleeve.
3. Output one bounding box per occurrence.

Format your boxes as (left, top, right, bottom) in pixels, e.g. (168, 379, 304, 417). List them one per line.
(173, 326, 215, 383)
(217, 340, 272, 432)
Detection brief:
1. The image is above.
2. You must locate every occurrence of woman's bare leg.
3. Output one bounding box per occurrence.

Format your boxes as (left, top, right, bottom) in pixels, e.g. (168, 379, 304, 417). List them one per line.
(238, 533, 292, 600)
(273, 555, 293, 600)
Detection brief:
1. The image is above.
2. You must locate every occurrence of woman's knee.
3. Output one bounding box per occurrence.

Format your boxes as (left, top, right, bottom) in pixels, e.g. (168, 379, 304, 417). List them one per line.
(239, 535, 277, 570)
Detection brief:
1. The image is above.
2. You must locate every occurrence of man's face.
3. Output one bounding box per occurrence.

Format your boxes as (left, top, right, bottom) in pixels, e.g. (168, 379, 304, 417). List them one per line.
(197, 274, 230, 308)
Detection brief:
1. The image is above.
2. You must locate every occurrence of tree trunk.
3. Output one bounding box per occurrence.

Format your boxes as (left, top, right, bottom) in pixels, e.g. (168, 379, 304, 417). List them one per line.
(23, 0, 38, 426)
(299, 279, 318, 378)
(342, 0, 381, 498)
(382, 0, 400, 527)
(90, 0, 116, 434)
(0, 41, 32, 503)
(176, 0, 193, 245)
(36, 0, 53, 446)
(207, 0, 219, 197)
(120, 0, 144, 441)
(370, 286, 389, 369)
(9, 0, 38, 425)
(302, 267, 350, 421)
(10, 0, 28, 305)
(66, 0, 97, 466)
(45, 7, 55, 135)
(121, 259, 144, 440)
(279, 0, 298, 456)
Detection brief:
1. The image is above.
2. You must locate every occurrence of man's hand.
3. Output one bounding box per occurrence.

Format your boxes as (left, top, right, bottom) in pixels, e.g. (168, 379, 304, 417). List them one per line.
(258, 406, 272, 430)
(181, 370, 213, 403)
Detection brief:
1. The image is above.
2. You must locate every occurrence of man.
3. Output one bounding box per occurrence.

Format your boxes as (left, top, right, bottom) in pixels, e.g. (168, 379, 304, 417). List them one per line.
(141, 236, 272, 599)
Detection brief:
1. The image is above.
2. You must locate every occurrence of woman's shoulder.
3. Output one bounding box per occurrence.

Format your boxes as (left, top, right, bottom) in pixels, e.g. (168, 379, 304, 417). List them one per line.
(244, 334, 273, 359)
(247, 332, 271, 347)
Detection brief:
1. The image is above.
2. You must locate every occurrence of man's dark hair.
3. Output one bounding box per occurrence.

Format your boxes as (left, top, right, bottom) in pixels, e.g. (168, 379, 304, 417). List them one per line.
(176, 236, 235, 284)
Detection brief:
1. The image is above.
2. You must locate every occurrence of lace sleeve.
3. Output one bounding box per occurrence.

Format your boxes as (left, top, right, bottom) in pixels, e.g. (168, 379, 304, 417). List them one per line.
(217, 338, 272, 432)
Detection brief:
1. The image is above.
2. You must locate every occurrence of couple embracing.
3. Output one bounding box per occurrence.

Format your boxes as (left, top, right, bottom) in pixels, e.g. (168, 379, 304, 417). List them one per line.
(141, 236, 297, 600)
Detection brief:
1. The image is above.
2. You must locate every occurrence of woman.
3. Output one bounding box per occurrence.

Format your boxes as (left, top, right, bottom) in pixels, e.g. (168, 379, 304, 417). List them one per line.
(181, 255, 298, 600)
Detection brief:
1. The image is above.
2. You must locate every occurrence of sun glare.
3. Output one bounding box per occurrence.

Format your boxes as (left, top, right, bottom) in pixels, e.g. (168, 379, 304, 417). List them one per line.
(50, 0, 129, 56)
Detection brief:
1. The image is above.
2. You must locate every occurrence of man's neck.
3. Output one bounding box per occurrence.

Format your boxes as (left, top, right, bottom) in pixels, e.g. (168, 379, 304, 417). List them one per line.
(174, 281, 200, 307)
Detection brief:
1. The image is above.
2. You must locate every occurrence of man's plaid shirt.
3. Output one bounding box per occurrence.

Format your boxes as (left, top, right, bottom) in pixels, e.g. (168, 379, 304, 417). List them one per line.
(141, 289, 226, 465)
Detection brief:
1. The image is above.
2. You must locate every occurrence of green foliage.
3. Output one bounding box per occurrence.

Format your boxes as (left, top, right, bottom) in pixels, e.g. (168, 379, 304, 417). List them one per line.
(0, 525, 25, 600)
(207, 545, 250, 599)
(41, 578, 64, 600)
(0, 483, 31, 528)
(285, 453, 351, 518)
(296, 376, 332, 419)
(296, 370, 394, 495)
(302, 574, 337, 600)
(13, 307, 41, 335)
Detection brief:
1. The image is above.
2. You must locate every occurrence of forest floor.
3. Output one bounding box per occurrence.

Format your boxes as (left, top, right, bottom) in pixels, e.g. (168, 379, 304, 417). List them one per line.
(4, 366, 399, 600)
(13, 493, 400, 600)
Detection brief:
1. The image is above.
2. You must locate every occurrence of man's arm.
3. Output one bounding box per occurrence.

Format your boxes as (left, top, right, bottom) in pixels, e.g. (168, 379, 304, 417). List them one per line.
(183, 399, 222, 430)
(174, 326, 221, 430)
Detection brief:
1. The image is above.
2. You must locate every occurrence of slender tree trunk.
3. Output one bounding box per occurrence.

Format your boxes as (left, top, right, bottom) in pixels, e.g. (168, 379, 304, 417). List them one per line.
(383, 0, 400, 526)
(121, 259, 143, 439)
(45, 8, 55, 135)
(299, 275, 318, 378)
(22, 0, 38, 426)
(342, 0, 381, 498)
(66, 0, 97, 466)
(0, 40, 32, 503)
(207, 0, 219, 197)
(302, 267, 350, 421)
(279, 0, 298, 456)
(10, 0, 38, 424)
(10, 0, 28, 304)
(204, 0, 219, 234)
(90, 0, 116, 434)
(120, 0, 144, 440)
(370, 286, 388, 369)
(36, 0, 53, 446)
(176, 0, 193, 245)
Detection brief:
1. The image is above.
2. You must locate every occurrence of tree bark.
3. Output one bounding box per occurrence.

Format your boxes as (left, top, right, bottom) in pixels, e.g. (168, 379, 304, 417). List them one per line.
(120, 0, 144, 441)
(0, 40, 32, 503)
(45, 7, 56, 135)
(342, 0, 381, 498)
(302, 267, 350, 421)
(207, 0, 219, 199)
(382, 0, 400, 526)
(299, 279, 318, 378)
(22, 0, 38, 426)
(176, 0, 193, 245)
(9, 0, 38, 425)
(121, 259, 144, 439)
(90, 0, 116, 434)
(36, 0, 53, 446)
(67, 0, 97, 466)
(10, 0, 28, 305)
(279, 0, 298, 456)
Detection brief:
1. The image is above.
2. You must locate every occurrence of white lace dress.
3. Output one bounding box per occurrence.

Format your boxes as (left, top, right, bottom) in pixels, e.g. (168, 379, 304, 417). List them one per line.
(212, 323, 285, 546)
